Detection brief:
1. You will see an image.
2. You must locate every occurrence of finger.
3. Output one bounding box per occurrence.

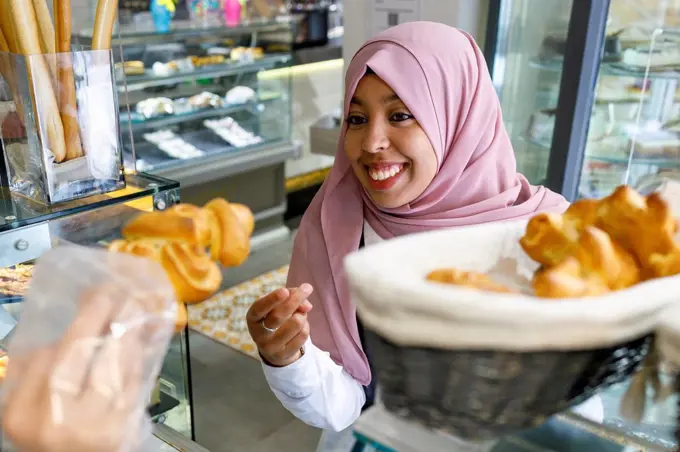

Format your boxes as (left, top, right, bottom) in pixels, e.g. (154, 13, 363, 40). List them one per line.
(297, 299, 313, 314)
(263, 284, 313, 330)
(282, 326, 310, 358)
(246, 288, 290, 323)
(270, 313, 307, 348)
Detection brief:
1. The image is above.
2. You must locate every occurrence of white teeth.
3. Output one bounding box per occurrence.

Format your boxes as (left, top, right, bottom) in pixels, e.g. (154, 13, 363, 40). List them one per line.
(368, 164, 403, 181)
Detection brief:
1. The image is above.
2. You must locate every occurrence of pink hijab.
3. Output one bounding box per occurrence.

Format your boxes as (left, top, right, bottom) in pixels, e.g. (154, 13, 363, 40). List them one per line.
(287, 22, 568, 385)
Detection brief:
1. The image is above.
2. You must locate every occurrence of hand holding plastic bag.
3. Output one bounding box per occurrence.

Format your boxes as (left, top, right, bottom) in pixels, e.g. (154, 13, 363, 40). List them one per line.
(0, 246, 177, 452)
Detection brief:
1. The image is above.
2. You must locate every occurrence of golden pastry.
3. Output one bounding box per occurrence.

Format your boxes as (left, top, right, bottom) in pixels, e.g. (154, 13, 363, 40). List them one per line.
(426, 268, 516, 294)
(121, 209, 209, 247)
(520, 199, 599, 267)
(595, 186, 677, 276)
(160, 242, 222, 304)
(533, 257, 610, 299)
(204, 198, 250, 267)
(533, 226, 640, 298)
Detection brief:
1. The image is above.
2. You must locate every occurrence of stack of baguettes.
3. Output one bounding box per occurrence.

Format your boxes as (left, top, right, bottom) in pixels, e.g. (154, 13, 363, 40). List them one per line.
(109, 199, 255, 332)
(0, 0, 118, 162)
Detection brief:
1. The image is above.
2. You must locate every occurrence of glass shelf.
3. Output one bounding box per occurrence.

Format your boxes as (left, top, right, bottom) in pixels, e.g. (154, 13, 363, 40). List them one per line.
(75, 18, 293, 46)
(531, 57, 680, 81)
(126, 94, 281, 132)
(120, 54, 292, 91)
(0, 172, 178, 234)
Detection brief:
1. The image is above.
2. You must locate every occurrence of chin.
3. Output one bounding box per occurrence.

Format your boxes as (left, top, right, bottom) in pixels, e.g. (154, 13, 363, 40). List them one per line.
(367, 191, 408, 209)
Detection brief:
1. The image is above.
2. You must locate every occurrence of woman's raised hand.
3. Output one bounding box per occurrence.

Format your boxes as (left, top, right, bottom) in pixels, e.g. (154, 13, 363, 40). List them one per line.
(247, 284, 313, 367)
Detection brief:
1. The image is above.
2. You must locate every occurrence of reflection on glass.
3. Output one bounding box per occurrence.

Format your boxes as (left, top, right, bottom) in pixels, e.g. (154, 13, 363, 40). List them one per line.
(580, 0, 680, 198)
(492, 0, 573, 185)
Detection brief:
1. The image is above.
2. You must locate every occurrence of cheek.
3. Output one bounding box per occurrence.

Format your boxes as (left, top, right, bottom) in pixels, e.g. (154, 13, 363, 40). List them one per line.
(343, 132, 362, 161)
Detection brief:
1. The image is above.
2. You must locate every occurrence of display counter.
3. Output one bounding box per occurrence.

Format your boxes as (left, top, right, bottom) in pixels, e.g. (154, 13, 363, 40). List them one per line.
(0, 173, 195, 444)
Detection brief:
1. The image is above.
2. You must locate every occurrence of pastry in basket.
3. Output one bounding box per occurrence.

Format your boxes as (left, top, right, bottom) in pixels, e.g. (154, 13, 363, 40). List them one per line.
(426, 268, 516, 293)
(595, 186, 678, 277)
(532, 226, 640, 298)
(520, 199, 598, 267)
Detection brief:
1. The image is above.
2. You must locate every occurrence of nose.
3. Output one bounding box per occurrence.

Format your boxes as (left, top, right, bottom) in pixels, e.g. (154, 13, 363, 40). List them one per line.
(361, 120, 390, 154)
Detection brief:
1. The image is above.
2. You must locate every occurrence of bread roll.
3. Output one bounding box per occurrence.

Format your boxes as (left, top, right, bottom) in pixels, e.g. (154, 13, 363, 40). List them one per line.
(9, 0, 66, 163)
(167, 204, 212, 247)
(533, 258, 610, 299)
(108, 238, 164, 261)
(205, 198, 251, 267)
(160, 242, 222, 304)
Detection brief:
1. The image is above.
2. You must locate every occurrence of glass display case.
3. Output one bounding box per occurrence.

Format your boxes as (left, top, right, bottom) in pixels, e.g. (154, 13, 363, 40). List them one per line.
(73, 19, 296, 189)
(0, 173, 195, 443)
(486, 0, 680, 202)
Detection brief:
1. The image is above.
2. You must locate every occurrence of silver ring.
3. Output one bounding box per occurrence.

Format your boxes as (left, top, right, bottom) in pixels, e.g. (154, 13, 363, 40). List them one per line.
(261, 319, 278, 333)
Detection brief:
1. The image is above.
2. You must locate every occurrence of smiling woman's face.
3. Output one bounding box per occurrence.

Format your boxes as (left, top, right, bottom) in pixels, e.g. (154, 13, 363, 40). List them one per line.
(344, 74, 438, 209)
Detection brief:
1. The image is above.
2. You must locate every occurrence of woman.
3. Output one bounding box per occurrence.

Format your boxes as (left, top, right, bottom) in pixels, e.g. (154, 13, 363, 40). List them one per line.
(247, 21, 571, 450)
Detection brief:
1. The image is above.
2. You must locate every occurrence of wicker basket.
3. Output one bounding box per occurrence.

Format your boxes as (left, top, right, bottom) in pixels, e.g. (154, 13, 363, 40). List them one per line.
(366, 330, 652, 440)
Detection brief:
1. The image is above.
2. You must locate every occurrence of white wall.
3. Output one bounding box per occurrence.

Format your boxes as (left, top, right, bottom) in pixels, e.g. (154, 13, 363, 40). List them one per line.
(343, 0, 490, 73)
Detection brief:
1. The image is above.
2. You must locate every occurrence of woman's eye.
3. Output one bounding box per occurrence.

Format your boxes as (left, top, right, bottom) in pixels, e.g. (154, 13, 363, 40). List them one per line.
(347, 114, 366, 126)
(390, 112, 413, 122)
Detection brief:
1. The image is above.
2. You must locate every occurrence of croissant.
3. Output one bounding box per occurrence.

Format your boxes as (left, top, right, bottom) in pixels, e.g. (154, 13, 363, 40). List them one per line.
(426, 268, 516, 293)
(205, 198, 251, 267)
(533, 257, 610, 298)
(520, 199, 599, 267)
(121, 209, 208, 247)
(533, 226, 640, 298)
(108, 238, 164, 261)
(595, 186, 678, 277)
(160, 242, 223, 304)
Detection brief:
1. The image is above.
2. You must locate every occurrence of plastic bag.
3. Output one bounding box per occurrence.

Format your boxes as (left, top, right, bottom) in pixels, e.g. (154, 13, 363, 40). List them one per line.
(0, 245, 177, 452)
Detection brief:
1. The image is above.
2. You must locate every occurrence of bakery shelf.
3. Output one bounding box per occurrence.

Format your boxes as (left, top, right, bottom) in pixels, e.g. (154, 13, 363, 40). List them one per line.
(127, 95, 281, 132)
(75, 18, 292, 47)
(0, 173, 178, 235)
(135, 138, 299, 188)
(120, 54, 292, 91)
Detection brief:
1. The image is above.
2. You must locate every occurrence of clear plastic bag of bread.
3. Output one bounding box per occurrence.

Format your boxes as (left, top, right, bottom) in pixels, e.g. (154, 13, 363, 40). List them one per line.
(0, 246, 177, 452)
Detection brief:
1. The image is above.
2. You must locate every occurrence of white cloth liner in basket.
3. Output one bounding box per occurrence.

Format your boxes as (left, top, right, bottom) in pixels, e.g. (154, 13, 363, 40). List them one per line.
(345, 219, 680, 352)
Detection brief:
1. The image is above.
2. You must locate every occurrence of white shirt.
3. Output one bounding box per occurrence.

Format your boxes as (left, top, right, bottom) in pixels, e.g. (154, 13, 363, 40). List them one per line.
(261, 222, 604, 451)
(262, 221, 380, 450)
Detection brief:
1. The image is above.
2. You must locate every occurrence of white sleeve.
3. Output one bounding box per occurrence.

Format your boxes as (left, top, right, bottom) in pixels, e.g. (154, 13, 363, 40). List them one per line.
(261, 338, 366, 432)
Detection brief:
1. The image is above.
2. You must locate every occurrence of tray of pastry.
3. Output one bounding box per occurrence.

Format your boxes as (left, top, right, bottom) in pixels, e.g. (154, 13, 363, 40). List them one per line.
(0, 264, 33, 305)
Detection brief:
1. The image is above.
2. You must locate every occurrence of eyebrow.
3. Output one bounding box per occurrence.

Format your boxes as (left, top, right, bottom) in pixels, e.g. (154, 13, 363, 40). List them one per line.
(350, 94, 401, 106)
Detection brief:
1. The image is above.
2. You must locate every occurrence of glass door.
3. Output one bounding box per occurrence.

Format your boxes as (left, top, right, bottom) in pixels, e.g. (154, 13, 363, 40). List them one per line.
(485, 0, 611, 201)
(487, 0, 573, 185)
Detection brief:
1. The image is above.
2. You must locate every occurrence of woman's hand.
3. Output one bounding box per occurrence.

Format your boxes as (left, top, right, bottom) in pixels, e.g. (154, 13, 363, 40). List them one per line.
(247, 284, 314, 367)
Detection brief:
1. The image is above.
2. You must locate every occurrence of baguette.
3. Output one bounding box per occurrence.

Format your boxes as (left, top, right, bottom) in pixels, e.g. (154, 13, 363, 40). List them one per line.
(31, 0, 56, 54)
(54, 0, 84, 160)
(9, 0, 66, 162)
(92, 0, 119, 50)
